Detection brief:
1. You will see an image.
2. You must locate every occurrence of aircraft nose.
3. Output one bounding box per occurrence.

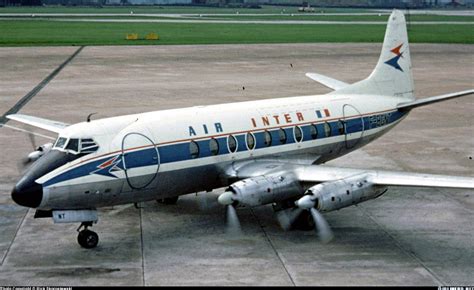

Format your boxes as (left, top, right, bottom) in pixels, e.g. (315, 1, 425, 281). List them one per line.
(11, 179, 43, 208)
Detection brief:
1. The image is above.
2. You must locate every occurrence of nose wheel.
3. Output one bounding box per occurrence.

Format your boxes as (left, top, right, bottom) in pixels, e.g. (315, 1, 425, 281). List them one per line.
(77, 222, 99, 249)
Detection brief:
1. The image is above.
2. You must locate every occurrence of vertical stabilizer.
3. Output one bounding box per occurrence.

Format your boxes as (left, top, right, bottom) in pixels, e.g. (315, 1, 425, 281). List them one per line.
(332, 10, 414, 100)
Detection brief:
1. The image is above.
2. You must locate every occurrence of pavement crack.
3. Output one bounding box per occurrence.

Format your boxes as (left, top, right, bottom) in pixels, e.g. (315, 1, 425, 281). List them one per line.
(250, 208, 296, 286)
(1, 209, 29, 266)
(356, 204, 446, 285)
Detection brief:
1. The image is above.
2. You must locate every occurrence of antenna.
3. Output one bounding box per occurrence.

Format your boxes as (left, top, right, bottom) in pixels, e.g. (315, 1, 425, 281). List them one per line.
(87, 113, 97, 122)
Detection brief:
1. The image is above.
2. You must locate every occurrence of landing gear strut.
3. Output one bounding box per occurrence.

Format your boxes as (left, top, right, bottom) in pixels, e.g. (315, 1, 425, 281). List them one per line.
(77, 221, 99, 249)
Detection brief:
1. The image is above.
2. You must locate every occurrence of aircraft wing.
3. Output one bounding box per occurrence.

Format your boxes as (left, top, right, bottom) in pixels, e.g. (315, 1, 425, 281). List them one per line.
(6, 114, 69, 133)
(296, 165, 474, 189)
(228, 161, 474, 189)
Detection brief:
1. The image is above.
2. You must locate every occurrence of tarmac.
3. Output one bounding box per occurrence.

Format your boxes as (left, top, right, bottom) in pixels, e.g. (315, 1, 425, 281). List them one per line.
(0, 43, 472, 286)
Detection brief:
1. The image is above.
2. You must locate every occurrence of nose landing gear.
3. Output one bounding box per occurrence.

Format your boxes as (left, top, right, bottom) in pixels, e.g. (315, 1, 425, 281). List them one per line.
(77, 221, 99, 249)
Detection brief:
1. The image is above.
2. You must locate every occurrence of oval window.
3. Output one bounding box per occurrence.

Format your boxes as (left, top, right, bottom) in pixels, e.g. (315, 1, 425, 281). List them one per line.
(263, 131, 272, 147)
(228, 135, 237, 153)
(190, 141, 199, 159)
(310, 124, 318, 139)
(294, 126, 303, 143)
(324, 122, 332, 137)
(209, 138, 219, 156)
(246, 132, 256, 150)
(278, 128, 287, 144)
(338, 120, 345, 135)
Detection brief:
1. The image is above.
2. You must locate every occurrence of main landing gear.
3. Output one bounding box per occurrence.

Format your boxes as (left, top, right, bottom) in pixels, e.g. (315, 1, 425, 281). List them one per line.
(77, 221, 99, 249)
(157, 196, 179, 205)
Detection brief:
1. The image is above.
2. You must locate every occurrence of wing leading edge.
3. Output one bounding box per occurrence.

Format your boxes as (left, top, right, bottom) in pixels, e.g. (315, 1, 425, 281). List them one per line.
(6, 114, 68, 133)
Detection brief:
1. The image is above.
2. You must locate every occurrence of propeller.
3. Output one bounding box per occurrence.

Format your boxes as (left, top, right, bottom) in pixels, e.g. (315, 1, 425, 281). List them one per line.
(293, 194, 334, 243)
(218, 191, 242, 236)
(195, 191, 218, 212)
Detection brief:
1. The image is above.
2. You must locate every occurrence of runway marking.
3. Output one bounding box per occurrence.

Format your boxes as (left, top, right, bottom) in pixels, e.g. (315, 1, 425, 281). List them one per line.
(250, 208, 296, 286)
(356, 204, 445, 285)
(0, 209, 29, 266)
(0, 46, 84, 125)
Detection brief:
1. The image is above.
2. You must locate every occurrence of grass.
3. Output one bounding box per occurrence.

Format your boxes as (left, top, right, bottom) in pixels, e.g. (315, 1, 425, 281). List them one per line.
(0, 20, 473, 46)
(0, 5, 372, 14)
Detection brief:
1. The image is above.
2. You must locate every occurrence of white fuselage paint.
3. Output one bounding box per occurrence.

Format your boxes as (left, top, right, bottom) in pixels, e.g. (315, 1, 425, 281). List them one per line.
(37, 93, 409, 210)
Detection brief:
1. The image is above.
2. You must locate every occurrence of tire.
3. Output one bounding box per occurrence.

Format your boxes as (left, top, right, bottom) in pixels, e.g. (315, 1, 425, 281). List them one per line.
(78, 230, 99, 249)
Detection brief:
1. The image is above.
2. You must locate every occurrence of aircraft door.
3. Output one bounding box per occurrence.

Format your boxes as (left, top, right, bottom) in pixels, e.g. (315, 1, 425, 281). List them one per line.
(121, 132, 160, 191)
(343, 104, 364, 149)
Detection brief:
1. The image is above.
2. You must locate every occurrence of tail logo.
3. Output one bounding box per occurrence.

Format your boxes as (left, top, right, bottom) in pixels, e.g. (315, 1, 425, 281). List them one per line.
(385, 43, 404, 72)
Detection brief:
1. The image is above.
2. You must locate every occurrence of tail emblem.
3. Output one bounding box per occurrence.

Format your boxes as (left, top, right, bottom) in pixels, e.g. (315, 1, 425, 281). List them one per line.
(384, 43, 404, 72)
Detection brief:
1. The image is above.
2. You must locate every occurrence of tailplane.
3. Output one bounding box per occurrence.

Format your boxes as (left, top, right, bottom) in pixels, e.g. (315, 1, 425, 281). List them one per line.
(330, 10, 414, 100)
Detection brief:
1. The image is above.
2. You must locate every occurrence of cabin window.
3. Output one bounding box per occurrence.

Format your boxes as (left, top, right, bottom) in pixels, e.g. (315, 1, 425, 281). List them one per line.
(209, 138, 219, 156)
(310, 124, 318, 139)
(246, 132, 256, 150)
(54, 137, 68, 149)
(278, 128, 287, 144)
(294, 126, 303, 143)
(338, 120, 345, 135)
(189, 141, 199, 159)
(263, 131, 272, 147)
(65, 138, 79, 152)
(228, 135, 237, 153)
(324, 122, 332, 137)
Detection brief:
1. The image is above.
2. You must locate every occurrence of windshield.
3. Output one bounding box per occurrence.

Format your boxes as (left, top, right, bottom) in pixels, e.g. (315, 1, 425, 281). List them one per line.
(54, 137, 68, 149)
(53, 137, 99, 154)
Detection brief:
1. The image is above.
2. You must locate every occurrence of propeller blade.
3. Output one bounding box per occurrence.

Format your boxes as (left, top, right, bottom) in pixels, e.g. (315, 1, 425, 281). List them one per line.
(196, 192, 218, 211)
(28, 132, 36, 151)
(276, 207, 303, 231)
(226, 205, 242, 236)
(309, 208, 334, 243)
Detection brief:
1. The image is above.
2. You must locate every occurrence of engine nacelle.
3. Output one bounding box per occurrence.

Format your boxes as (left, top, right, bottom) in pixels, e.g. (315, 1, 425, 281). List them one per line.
(307, 173, 387, 212)
(227, 174, 303, 207)
(27, 142, 53, 162)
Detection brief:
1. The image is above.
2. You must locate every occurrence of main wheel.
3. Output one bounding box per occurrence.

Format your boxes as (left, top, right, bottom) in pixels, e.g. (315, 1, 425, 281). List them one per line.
(157, 196, 179, 205)
(78, 229, 99, 249)
(293, 210, 315, 231)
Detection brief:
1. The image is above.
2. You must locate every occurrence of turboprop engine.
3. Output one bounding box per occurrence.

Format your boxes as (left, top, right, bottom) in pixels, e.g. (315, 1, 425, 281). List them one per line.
(217, 173, 303, 235)
(296, 173, 387, 213)
(218, 174, 303, 208)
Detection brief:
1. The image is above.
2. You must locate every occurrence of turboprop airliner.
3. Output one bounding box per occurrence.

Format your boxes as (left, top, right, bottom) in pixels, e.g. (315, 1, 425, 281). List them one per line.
(4, 10, 473, 248)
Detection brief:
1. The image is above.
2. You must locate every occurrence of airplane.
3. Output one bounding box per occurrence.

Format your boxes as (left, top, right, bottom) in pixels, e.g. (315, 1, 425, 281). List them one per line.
(2, 10, 473, 249)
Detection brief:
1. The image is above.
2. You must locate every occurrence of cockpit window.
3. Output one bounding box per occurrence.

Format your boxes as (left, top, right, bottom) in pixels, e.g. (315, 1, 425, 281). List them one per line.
(80, 138, 99, 153)
(53, 137, 99, 154)
(54, 137, 68, 149)
(66, 138, 79, 152)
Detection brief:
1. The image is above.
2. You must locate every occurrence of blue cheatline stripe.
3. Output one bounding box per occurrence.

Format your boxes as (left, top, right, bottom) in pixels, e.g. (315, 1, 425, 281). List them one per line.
(43, 110, 406, 187)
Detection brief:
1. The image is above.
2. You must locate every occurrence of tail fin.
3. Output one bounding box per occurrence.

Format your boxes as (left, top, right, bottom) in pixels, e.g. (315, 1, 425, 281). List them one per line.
(332, 10, 414, 100)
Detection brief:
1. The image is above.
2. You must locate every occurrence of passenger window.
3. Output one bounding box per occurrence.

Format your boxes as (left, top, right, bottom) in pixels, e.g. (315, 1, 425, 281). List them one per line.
(66, 138, 79, 152)
(324, 122, 332, 137)
(228, 135, 237, 153)
(209, 138, 219, 156)
(294, 126, 303, 142)
(338, 120, 345, 135)
(310, 124, 318, 139)
(246, 132, 256, 150)
(278, 128, 287, 144)
(263, 131, 272, 147)
(189, 141, 199, 159)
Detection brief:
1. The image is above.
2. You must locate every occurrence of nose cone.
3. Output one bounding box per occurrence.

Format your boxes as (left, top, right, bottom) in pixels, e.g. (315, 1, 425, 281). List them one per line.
(11, 179, 43, 208)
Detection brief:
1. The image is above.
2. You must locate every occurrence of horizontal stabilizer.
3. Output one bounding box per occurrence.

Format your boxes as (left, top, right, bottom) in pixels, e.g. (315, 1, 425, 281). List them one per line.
(7, 114, 68, 133)
(397, 89, 474, 110)
(305, 72, 349, 91)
